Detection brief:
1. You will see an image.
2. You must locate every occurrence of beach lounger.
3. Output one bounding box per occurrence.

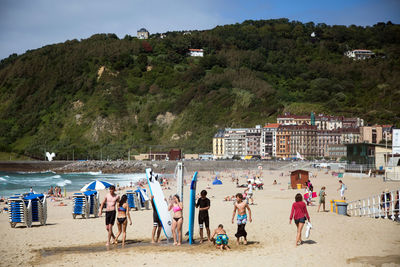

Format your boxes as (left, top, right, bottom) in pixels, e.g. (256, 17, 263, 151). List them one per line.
(126, 190, 140, 211)
(72, 191, 99, 219)
(8, 193, 47, 228)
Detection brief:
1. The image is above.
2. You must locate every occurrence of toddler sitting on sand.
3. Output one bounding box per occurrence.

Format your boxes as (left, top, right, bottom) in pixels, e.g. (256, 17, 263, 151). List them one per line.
(211, 224, 230, 250)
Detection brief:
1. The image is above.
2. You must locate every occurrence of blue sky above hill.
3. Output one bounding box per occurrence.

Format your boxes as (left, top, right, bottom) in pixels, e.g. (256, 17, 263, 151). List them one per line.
(0, 0, 399, 59)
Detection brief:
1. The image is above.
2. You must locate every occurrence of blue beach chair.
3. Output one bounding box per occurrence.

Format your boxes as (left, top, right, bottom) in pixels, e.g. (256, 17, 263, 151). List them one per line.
(8, 193, 47, 228)
(126, 190, 140, 211)
(72, 191, 99, 219)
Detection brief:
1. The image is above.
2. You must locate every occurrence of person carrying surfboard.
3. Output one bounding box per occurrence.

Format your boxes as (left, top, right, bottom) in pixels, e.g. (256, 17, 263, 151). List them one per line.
(169, 194, 183, 246)
(151, 196, 162, 243)
(196, 190, 211, 243)
(232, 193, 252, 245)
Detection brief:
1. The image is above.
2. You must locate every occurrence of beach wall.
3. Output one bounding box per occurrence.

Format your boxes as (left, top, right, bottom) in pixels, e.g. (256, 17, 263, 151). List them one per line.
(51, 160, 291, 173)
(0, 161, 73, 172)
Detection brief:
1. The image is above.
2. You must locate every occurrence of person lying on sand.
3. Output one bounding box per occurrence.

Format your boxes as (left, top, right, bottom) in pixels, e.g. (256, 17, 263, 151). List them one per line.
(211, 224, 230, 250)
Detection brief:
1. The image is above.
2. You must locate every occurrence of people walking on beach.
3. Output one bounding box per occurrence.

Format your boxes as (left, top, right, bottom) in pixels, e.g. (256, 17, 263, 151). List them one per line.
(245, 181, 254, 205)
(232, 193, 252, 245)
(211, 224, 230, 250)
(151, 196, 162, 243)
(196, 190, 211, 243)
(98, 185, 120, 246)
(115, 194, 132, 246)
(317, 186, 327, 212)
(337, 180, 347, 200)
(290, 193, 310, 247)
(168, 194, 183, 245)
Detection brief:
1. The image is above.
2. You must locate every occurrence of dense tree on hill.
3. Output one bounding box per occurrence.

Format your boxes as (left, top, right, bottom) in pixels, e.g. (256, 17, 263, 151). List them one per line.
(0, 19, 399, 159)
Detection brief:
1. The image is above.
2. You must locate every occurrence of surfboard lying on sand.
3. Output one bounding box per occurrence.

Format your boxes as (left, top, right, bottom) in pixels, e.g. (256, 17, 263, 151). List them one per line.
(188, 171, 198, 245)
(146, 168, 172, 239)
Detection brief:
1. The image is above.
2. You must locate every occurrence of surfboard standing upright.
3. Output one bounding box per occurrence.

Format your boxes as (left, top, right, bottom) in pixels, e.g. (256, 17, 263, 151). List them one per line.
(145, 168, 172, 240)
(188, 171, 198, 245)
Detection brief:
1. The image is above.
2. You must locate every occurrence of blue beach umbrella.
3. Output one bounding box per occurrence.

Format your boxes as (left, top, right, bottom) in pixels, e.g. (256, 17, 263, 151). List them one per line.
(80, 180, 114, 191)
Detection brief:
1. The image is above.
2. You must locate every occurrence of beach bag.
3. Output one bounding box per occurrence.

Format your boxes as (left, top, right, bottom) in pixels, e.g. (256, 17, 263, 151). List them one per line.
(305, 222, 312, 239)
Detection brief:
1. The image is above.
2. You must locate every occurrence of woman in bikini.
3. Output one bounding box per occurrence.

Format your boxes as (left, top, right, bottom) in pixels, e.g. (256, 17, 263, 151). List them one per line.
(169, 194, 183, 245)
(115, 194, 132, 246)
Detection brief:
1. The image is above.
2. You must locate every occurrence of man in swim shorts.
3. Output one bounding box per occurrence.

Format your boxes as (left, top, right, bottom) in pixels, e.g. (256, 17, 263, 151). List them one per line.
(151, 196, 162, 243)
(99, 185, 120, 246)
(196, 190, 211, 243)
(232, 193, 252, 245)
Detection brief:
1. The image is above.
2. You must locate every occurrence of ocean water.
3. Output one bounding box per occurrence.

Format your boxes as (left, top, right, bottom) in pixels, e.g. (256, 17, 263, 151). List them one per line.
(0, 171, 153, 197)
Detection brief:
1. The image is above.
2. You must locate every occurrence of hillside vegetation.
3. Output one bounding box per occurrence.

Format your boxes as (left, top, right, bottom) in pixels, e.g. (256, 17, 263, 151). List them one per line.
(0, 19, 399, 159)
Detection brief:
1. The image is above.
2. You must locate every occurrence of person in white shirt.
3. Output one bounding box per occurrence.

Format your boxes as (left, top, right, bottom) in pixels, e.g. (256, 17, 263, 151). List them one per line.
(244, 181, 254, 205)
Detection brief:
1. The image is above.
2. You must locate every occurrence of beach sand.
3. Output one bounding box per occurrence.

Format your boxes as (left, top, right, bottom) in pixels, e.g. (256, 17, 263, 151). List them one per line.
(1, 169, 399, 266)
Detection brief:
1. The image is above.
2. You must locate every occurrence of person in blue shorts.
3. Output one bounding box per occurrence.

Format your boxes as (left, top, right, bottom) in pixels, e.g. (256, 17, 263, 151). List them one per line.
(211, 224, 230, 250)
(232, 193, 252, 245)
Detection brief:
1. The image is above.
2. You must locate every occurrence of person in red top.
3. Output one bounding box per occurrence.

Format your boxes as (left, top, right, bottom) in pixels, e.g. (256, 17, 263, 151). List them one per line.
(289, 193, 310, 247)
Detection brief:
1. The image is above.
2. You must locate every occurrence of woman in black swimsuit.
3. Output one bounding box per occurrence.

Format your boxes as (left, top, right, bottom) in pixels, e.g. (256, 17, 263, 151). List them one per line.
(115, 194, 132, 246)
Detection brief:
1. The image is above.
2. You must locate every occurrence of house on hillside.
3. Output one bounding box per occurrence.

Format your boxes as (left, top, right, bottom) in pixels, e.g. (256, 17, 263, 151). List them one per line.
(345, 49, 375, 60)
(137, 28, 149, 39)
(188, 49, 204, 57)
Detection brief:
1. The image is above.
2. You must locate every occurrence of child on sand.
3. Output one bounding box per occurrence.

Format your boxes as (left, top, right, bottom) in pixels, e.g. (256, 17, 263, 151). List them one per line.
(211, 224, 230, 250)
(290, 193, 310, 247)
(232, 193, 252, 245)
(317, 186, 327, 212)
(337, 180, 347, 200)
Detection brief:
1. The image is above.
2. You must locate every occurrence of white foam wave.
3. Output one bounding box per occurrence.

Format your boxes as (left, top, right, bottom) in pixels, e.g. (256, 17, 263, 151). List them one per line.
(0, 177, 7, 182)
(51, 175, 62, 179)
(57, 179, 72, 187)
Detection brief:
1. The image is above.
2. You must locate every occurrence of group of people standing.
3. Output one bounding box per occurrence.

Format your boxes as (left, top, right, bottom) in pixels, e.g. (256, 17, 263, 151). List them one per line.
(98, 186, 253, 250)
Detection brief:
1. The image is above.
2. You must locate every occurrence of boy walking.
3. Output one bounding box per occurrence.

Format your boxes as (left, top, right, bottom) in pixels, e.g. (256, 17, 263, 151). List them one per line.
(98, 185, 120, 246)
(196, 190, 211, 243)
(232, 193, 252, 245)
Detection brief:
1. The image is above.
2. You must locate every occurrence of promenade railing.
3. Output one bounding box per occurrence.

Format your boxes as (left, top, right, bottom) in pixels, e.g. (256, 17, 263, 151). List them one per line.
(347, 188, 399, 221)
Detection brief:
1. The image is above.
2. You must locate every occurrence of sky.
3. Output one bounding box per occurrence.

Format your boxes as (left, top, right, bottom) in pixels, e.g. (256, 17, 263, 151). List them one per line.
(0, 0, 399, 59)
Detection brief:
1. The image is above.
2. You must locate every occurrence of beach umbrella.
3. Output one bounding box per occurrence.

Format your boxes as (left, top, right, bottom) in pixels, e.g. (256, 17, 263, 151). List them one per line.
(80, 180, 114, 191)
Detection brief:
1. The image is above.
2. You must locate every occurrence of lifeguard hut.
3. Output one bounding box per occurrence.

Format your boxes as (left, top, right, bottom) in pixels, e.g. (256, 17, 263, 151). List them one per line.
(290, 170, 309, 189)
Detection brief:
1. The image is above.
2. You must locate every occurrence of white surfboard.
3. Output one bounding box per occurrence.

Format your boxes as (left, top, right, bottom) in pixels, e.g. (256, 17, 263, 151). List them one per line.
(145, 168, 172, 239)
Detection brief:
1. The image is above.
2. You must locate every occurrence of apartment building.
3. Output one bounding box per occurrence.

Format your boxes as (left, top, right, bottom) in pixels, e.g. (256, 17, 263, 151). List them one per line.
(341, 128, 361, 144)
(212, 130, 225, 159)
(276, 126, 291, 159)
(224, 128, 247, 158)
(316, 129, 341, 157)
(246, 126, 262, 157)
(360, 125, 383, 144)
(289, 125, 318, 158)
(261, 123, 280, 158)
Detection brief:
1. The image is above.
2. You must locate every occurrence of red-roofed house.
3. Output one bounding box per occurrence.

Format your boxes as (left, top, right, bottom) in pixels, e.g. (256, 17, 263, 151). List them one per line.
(188, 49, 204, 57)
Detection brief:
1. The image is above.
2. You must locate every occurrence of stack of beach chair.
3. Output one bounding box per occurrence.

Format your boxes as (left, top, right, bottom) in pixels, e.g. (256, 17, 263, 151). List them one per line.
(8, 193, 47, 228)
(126, 190, 140, 211)
(135, 188, 150, 210)
(72, 191, 99, 219)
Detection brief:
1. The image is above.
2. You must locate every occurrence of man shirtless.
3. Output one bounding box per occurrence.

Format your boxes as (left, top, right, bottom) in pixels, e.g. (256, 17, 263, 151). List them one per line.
(232, 193, 252, 245)
(98, 185, 120, 246)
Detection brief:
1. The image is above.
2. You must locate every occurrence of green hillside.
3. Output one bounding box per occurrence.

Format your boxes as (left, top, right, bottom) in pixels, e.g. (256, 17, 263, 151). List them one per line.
(0, 19, 399, 160)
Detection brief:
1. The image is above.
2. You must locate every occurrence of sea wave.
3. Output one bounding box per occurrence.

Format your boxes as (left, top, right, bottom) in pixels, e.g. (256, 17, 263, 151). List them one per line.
(51, 175, 62, 179)
(57, 179, 72, 187)
(0, 177, 7, 182)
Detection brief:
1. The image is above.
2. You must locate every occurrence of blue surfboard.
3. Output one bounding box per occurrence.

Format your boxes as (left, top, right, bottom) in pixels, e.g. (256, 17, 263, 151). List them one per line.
(188, 171, 198, 245)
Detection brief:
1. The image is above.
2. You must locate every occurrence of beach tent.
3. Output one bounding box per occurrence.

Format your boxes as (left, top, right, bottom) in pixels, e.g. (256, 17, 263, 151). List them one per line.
(212, 177, 223, 185)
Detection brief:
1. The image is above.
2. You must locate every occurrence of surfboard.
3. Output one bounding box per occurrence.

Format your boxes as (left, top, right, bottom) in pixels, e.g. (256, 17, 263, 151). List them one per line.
(145, 168, 172, 239)
(188, 171, 198, 245)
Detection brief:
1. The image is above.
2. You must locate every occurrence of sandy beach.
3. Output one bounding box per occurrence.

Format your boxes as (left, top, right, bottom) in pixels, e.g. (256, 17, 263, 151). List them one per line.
(1, 168, 399, 267)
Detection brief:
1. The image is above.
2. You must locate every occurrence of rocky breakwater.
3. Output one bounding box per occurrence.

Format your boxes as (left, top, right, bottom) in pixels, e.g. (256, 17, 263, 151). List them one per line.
(53, 160, 172, 173)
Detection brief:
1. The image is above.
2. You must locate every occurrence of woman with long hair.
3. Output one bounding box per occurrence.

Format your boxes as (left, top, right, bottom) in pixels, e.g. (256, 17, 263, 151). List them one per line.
(289, 193, 310, 247)
(168, 194, 183, 245)
(115, 194, 132, 246)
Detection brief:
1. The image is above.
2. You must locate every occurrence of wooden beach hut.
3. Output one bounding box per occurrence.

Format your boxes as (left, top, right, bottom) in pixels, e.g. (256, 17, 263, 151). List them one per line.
(290, 170, 309, 189)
